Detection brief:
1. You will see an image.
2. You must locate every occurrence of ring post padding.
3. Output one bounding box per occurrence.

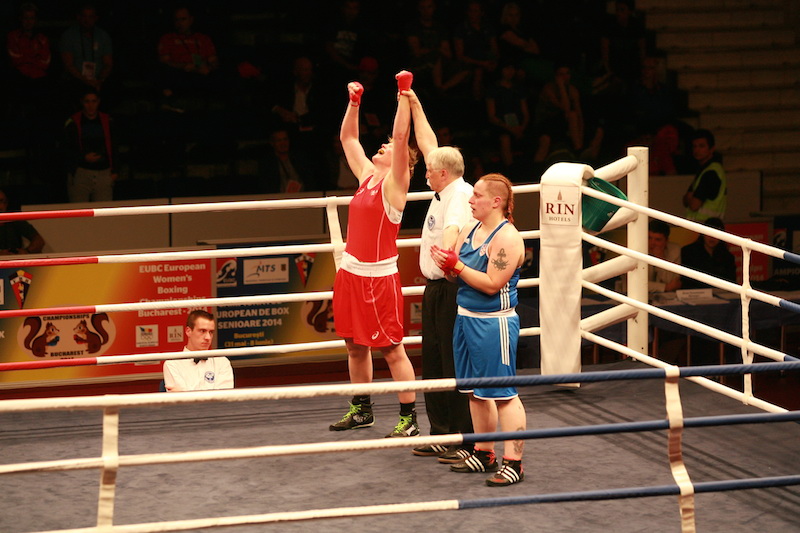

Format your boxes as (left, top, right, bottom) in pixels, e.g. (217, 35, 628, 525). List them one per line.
(325, 196, 345, 271)
(539, 162, 593, 381)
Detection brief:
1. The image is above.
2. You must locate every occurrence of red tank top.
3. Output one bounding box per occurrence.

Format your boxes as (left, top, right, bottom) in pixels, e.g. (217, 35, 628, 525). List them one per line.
(345, 177, 400, 262)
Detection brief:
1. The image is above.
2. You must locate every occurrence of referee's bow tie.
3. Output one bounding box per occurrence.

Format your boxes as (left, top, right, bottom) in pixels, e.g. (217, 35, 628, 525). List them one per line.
(434, 193, 440, 201)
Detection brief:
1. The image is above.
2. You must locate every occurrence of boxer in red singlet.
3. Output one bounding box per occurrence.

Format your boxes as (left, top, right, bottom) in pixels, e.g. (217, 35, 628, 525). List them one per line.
(330, 71, 420, 438)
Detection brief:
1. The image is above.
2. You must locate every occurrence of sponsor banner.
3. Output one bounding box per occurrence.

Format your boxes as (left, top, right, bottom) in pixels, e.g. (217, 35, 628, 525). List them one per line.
(0, 260, 212, 385)
(540, 184, 580, 226)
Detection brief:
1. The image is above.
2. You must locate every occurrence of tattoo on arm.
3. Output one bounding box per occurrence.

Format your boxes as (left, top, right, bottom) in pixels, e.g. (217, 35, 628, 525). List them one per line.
(491, 248, 509, 271)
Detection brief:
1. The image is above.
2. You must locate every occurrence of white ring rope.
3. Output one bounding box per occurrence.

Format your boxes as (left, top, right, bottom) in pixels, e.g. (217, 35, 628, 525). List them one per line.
(582, 279, 790, 364)
(581, 184, 798, 265)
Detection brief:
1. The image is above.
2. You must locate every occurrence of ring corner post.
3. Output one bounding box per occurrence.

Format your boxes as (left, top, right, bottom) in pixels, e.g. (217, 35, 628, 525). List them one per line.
(539, 163, 588, 379)
(626, 146, 649, 356)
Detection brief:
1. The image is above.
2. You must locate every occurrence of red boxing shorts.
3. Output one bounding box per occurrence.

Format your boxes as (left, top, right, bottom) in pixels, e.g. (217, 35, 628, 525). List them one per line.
(333, 268, 404, 347)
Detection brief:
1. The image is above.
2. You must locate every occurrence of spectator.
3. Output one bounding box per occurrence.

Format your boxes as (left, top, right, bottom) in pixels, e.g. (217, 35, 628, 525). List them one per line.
(534, 63, 603, 163)
(590, 0, 646, 149)
(59, 3, 113, 102)
(259, 129, 325, 194)
(485, 60, 531, 176)
(683, 128, 727, 222)
(405, 0, 468, 102)
(0, 188, 45, 255)
(63, 88, 117, 202)
(163, 310, 234, 391)
(157, 5, 220, 110)
(679, 217, 737, 367)
(496, 2, 549, 88)
(453, 0, 499, 100)
(680, 217, 736, 290)
(6, 2, 52, 116)
(648, 219, 681, 293)
(322, 0, 366, 91)
(627, 56, 694, 176)
(599, 0, 646, 91)
(269, 56, 329, 153)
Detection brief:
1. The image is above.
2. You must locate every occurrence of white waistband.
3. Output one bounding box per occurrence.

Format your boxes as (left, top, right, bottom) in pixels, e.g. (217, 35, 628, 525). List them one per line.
(340, 251, 399, 277)
(457, 306, 517, 318)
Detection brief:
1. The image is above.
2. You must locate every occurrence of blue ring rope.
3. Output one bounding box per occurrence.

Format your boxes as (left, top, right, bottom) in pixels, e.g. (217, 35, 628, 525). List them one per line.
(458, 475, 800, 509)
(779, 297, 800, 314)
(461, 411, 800, 445)
(455, 361, 800, 390)
(783, 250, 800, 267)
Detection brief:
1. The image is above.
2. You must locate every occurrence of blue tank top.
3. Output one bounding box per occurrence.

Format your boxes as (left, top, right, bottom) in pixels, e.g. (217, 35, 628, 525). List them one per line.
(457, 220, 520, 312)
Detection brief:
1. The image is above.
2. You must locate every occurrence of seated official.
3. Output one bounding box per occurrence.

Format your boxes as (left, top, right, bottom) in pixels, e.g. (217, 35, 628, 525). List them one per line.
(163, 310, 233, 391)
(680, 217, 736, 290)
(648, 219, 681, 293)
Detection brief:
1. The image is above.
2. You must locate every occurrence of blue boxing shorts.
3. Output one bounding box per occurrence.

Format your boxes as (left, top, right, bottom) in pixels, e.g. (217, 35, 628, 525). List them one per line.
(453, 308, 520, 400)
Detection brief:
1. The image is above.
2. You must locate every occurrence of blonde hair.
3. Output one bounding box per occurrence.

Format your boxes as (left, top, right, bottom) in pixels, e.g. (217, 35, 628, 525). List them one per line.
(427, 146, 465, 177)
(479, 173, 514, 223)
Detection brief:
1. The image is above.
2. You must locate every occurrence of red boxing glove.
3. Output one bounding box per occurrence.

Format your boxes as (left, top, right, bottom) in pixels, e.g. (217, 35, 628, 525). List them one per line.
(396, 70, 413, 92)
(440, 248, 464, 275)
(349, 82, 364, 106)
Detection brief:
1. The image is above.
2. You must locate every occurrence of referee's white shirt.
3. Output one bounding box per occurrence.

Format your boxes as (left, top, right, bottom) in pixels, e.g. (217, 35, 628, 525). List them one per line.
(419, 177, 474, 280)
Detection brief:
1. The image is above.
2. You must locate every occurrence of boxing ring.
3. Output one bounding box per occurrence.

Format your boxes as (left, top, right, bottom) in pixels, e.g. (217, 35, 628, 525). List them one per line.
(1, 147, 799, 532)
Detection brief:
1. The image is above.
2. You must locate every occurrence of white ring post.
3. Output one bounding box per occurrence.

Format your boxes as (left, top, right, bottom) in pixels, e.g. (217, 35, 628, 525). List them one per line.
(325, 197, 345, 271)
(539, 162, 594, 380)
(626, 146, 649, 355)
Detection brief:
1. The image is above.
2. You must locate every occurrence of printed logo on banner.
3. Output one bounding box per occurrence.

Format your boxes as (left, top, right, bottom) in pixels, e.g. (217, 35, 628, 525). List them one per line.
(303, 299, 335, 334)
(541, 187, 579, 226)
(410, 302, 422, 324)
(136, 325, 159, 347)
(244, 258, 289, 285)
(295, 253, 316, 286)
(8, 269, 32, 308)
(18, 313, 115, 358)
(167, 325, 183, 343)
(216, 258, 237, 287)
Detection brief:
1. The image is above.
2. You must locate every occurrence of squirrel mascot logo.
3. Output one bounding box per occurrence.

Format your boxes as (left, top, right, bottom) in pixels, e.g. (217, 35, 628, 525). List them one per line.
(305, 299, 334, 334)
(73, 313, 111, 353)
(22, 318, 60, 357)
(22, 313, 110, 357)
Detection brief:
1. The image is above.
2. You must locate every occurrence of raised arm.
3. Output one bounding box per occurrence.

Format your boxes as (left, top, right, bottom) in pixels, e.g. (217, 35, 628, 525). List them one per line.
(384, 71, 413, 211)
(339, 81, 372, 182)
(406, 89, 438, 160)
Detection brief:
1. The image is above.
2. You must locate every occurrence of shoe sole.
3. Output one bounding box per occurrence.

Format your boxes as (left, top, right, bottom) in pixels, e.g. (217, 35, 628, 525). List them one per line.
(385, 429, 420, 438)
(438, 450, 473, 464)
(450, 463, 499, 473)
(329, 421, 375, 431)
(486, 473, 525, 487)
(412, 448, 445, 457)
